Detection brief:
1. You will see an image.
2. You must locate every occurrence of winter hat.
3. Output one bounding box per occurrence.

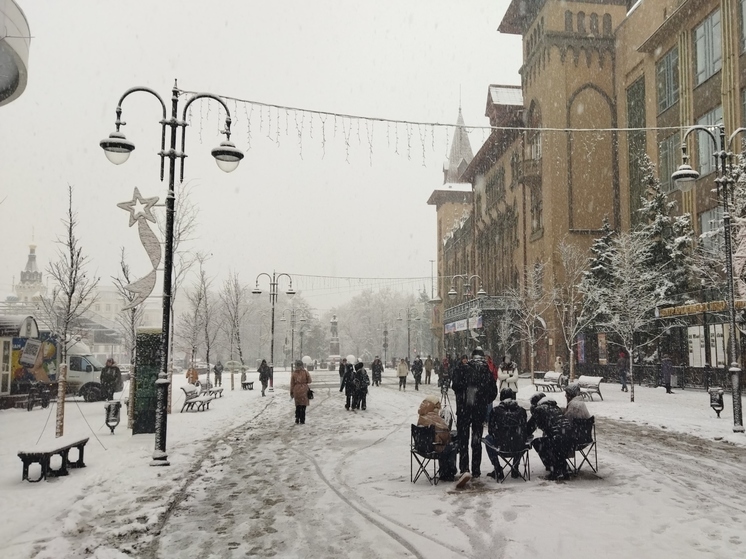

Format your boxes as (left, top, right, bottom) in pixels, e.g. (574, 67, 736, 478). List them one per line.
(530, 393, 546, 407)
(354, 362, 364, 371)
(565, 383, 581, 399)
(424, 394, 440, 405)
(500, 388, 516, 401)
(471, 347, 485, 357)
(294, 360, 304, 370)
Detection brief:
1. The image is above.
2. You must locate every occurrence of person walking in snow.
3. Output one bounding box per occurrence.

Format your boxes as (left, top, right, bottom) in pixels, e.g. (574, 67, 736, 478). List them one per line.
(351, 361, 370, 410)
(451, 348, 498, 479)
(411, 355, 423, 391)
(661, 354, 675, 394)
(617, 350, 629, 392)
(340, 362, 355, 410)
(338, 357, 347, 380)
(424, 355, 434, 385)
(213, 360, 224, 387)
(100, 358, 122, 401)
(397, 358, 409, 391)
(371, 356, 384, 386)
(258, 359, 271, 396)
(290, 360, 312, 424)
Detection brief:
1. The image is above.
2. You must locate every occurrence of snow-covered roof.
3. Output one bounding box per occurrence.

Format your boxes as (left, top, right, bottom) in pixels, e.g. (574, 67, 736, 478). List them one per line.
(488, 85, 523, 106)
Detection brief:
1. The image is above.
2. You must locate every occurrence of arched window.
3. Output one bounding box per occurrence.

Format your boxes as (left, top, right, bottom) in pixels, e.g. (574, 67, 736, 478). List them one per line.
(577, 12, 586, 34)
(565, 11, 573, 32)
(603, 14, 612, 36)
(590, 13, 599, 35)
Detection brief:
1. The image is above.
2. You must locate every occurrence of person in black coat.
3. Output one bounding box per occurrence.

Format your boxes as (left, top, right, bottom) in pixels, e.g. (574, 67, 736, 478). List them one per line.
(371, 356, 384, 386)
(528, 397, 573, 480)
(351, 361, 370, 410)
(411, 356, 423, 390)
(339, 363, 355, 410)
(450, 348, 498, 478)
(338, 358, 348, 379)
(484, 388, 528, 479)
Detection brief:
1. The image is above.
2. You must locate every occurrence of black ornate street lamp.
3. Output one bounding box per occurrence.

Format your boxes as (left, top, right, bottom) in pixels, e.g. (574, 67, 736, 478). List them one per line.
(252, 272, 295, 391)
(672, 123, 743, 433)
(100, 81, 244, 465)
(397, 308, 420, 362)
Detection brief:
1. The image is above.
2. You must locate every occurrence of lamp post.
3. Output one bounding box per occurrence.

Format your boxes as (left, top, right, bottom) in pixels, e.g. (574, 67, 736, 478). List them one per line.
(672, 123, 744, 433)
(446, 274, 487, 354)
(397, 308, 420, 362)
(100, 81, 244, 465)
(252, 272, 295, 391)
(281, 308, 308, 362)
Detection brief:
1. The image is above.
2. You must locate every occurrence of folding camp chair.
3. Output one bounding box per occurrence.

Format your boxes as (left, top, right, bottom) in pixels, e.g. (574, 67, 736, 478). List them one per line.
(482, 421, 531, 483)
(567, 416, 598, 474)
(410, 424, 439, 485)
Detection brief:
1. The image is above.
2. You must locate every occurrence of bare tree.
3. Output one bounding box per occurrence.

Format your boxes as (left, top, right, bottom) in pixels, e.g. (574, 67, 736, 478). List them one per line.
(195, 255, 219, 382)
(219, 271, 251, 365)
(40, 185, 99, 437)
(507, 261, 555, 382)
(177, 289, 204, 372)
(112, 247, 144, 428)
(553, 239, 600, 381)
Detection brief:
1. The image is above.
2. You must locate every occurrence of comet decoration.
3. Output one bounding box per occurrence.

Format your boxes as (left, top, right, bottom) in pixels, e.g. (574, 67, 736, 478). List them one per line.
(117, 187, 161, 310)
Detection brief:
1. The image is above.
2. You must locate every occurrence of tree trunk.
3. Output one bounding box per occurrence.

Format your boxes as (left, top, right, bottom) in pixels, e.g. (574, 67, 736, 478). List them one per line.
(55, 364, 67, 437)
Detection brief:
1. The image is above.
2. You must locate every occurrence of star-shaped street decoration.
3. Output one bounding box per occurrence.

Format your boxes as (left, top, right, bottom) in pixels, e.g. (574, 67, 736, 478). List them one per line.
(117, 187, 159, 227)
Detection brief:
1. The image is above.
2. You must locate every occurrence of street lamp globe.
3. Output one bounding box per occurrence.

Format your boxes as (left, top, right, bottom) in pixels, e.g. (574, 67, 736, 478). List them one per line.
(100, 131, 135, 165)
(211, 140, 244, 173)
(251, 287, 262, 296)
(447, 286, 458, 299)
(476, 285, 488, 297)
(286, 287, 297, 298)
(671, 163, 699, 192)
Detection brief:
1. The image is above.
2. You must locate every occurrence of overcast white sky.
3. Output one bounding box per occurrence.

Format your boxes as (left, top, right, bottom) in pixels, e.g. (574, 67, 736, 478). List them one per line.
(0, 0, 521, 312)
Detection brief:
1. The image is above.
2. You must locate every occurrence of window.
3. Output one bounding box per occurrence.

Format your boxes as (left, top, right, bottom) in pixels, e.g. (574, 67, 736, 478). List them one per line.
(627, 77, 646, 224)
(105, 304, 111, 312)
(697, 106, 722, 177)
(565, 11, 573, 33)
(577, 12, 586, 34)
(530, 185, 543, 233)
(486, 167, 506, 206)
(741, 0, 746, 51)
(657, 47, 679, 113)
(94, 304, 100, 312)
(510, 151, 521, 189)
(659, 132, 680, 193)
(700, 206, 723, 254)
(694, 9, 721, 86)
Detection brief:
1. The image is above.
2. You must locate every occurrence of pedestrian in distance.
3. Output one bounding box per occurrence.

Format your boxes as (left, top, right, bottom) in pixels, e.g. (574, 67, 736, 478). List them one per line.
(338, 357, 347, 380)
(258, 359, 271, 396)
(371, 356, 384, 386)
(351, 361, 370, 410)
(100, 358, 122, 401)
(213, 360, 224, 387)
(290, 360, 312, 424)
(451, 348, 498, 479)
(397, 358, 409, 391)
(617, 350, 628, 392)
(412, 356, 423, 390)
(424, 355, 434, 385)
(340, 362, 355, 409)
(661, 354, 675, 394)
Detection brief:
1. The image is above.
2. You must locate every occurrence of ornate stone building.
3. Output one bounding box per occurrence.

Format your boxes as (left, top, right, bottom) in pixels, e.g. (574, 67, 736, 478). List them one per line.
(431, 0, 745, 371)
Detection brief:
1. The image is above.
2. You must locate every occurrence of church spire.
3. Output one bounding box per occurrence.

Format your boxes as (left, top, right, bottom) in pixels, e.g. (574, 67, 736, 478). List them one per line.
(443, 107, 474, 184)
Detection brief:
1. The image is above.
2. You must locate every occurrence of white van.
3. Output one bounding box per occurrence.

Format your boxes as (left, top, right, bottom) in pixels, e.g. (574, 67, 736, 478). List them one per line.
(63, 339, 107, 401)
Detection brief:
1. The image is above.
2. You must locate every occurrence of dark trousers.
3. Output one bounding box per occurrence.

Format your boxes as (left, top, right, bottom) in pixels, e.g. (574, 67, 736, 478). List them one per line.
(438, 442, 458, 480)
(352, 391, 367, 410)
(425, 371, 431, 384)
(399, 377, 407, 389)
(214, 373, 222, 386)
(344, 392, 352, 409)
(532, 436, 570, 474)
(413, 373, 421, 390)
(456, 414, 484, 476)
(295, 405, 306, 424)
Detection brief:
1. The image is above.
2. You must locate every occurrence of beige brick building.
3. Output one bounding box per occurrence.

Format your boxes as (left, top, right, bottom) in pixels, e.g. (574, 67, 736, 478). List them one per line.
(430, 0, 744, 371)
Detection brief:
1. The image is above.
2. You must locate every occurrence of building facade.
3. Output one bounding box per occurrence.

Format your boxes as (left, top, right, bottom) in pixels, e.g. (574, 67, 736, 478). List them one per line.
(431, 0, 746, 372)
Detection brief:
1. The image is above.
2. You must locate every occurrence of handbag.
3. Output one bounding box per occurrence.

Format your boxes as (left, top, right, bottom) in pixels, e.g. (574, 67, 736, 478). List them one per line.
(307, 389, 314, 400)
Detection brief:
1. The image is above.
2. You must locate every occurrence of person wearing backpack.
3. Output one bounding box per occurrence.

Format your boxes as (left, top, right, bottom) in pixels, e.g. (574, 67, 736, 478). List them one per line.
(351, 361, 370, 410)
(484, 388, 528, 480)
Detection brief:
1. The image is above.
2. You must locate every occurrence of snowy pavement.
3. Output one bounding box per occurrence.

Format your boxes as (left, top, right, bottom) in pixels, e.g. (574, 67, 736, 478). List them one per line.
(1, 369, 745, 558)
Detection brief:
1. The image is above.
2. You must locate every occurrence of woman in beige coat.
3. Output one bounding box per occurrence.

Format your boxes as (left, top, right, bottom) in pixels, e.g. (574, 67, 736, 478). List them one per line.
(290, 360, 312, 424)
(397, 358, 409, 391)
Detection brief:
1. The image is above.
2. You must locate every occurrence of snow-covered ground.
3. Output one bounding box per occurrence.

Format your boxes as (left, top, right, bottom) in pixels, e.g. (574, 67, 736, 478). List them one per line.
(1, 368, 745, 559)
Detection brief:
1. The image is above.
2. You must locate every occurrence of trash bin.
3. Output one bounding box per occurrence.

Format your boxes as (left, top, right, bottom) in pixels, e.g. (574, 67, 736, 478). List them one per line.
(105, 401, 122, 434)
(708, 387, 724, 418)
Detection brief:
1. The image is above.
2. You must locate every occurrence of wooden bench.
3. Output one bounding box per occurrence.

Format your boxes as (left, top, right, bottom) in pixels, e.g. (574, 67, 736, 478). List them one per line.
(533, 371, 563, 392)
(577, 375, 604, 401)
(207, 386, 224, 398)
(180, 385, 215, 412)
(18, 436, 89, 482)
(241, 381, 254, 390)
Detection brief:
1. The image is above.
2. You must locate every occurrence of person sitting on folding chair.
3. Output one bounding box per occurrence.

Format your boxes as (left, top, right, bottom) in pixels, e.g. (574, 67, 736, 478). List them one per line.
(416, 395, 458, 482)
(563, 383, 590, 420)
(527, 397, 573, 480)
(484, 388, 528, 480)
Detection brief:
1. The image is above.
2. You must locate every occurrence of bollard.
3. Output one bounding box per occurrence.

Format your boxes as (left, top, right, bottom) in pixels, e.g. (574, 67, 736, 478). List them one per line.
(708, 387, 725, 418)
(104, 401, 122, 434)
